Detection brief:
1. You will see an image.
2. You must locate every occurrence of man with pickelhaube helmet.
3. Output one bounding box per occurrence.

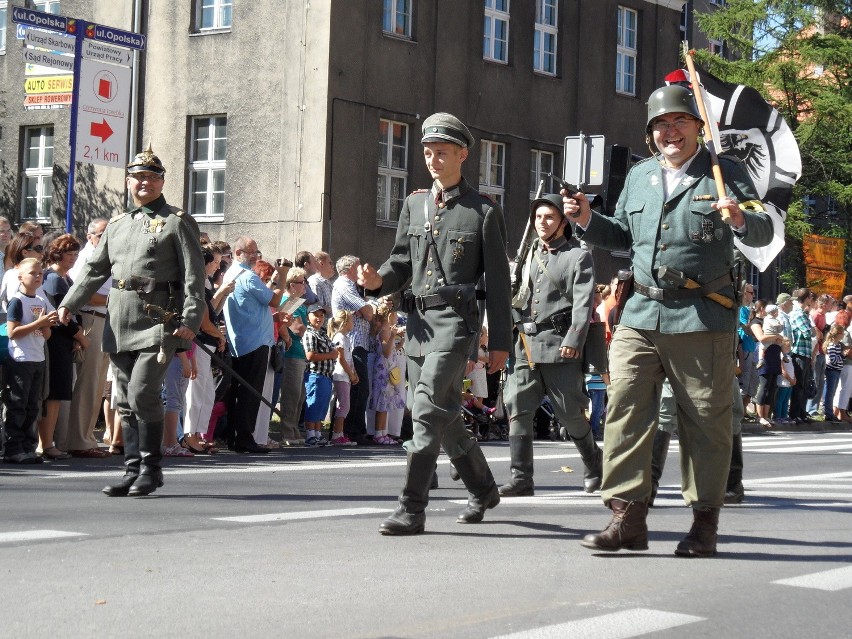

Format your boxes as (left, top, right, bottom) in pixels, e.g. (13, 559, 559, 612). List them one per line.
(500, 193, 602, 498)
(59, 144, 206, 497)
(358, 112, 513, 535)
(564, 84, 774, 557)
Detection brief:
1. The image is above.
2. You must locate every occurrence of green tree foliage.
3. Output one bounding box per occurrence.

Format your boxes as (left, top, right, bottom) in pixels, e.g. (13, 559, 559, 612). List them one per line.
(694, 1, 852, 285)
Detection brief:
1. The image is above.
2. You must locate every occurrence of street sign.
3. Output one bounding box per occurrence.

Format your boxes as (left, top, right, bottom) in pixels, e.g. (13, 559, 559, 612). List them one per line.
(82, 40, 133, 67)
(11, 6, 72, 34)
(24, 28, 76, 53)
(25, 93, 73, 108)
(24, 75, 73, 94)
(75, 58, 132, 168)
(22, 49, 75, 73)
(16, 24, 29, 40)
(84, 22, 146, 50)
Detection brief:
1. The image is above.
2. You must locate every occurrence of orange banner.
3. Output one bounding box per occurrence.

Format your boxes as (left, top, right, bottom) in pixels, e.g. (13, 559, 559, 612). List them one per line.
(806, 267, 846, 300)
(803, 234, 846, 270)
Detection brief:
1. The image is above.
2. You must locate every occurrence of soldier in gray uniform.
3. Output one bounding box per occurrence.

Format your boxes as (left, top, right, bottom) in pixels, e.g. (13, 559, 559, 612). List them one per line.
(565, 85, 773, 557)
(500, 194, 602, 497)
(359, 112, 513, 535)
(59, 146, 206, 497)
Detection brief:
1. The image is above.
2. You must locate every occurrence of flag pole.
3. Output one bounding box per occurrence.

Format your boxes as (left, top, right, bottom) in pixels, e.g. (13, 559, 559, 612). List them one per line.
(682, 43, 731, 222)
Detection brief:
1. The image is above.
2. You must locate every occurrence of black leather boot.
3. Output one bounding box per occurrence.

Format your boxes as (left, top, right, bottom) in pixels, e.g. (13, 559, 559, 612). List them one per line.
(380, 452, 436, 535)
(103, 415, 140, 497)
(675, 508, 720, 557)
(129, 420, 165, 497)
(724, 434, 744, 504)
(649, 429, 671, 507)
(571, 429, 603, 493)
(498, 435, 534, 497)
(581, 498, 649, 551)
(452, 445, 500, 523)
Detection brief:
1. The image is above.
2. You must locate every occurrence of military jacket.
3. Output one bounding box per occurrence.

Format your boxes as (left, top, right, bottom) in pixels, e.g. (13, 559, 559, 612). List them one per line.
(513, 236, 595, 364)
(578, 147, 773, 333)
(62, 195, 206, 353)
(375, 178, 512, 357)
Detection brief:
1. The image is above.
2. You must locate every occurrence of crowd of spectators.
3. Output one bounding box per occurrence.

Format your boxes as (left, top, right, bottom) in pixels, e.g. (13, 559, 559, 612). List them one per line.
(2, 212, 851, 464)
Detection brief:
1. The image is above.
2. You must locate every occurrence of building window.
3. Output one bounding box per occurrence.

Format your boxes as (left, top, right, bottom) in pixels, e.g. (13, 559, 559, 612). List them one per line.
(709, 39, 723, 55)
(382, 0, 412, 38)
(616, 6, 637, 96)
(196, 0, 232, 31)
(0, 1, 7, 55)
(22, 126, 54, 221)
(189, 116, 227, 219)
(33, 0, 60, 13)
(530, 149, 554, 197)
(533, 0, 557, 75)
(484, 0, 509, 64)
(376, 119, 408, 224)
(479, 140, 506, 206)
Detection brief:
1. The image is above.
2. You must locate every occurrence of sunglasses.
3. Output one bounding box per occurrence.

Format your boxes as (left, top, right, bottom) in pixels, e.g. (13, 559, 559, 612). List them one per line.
(26, 244, 44, 253)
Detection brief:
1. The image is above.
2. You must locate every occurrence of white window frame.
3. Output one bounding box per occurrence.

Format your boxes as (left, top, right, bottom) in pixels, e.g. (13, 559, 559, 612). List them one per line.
(533, 0, 557, 75)
(189, 115, 227, 220)
(616, 6, 638, 96)
(21, 125, 54, 222)
(33, 0, 60, 13)
(709, 39, 723, 55)
(480, 140, 506, 207)
(484, 0, 510, 64)
(530, 149, 554, 197)
(376, 118, 409, 226)
(0, 1, 8, 55)
(196, 0, 232, 32)
(382, 0, 412, 39)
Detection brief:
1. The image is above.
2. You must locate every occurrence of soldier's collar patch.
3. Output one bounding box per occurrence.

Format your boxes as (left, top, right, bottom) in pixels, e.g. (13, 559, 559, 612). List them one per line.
(650, 175, 660, 186)
(682, 175, 695, 186)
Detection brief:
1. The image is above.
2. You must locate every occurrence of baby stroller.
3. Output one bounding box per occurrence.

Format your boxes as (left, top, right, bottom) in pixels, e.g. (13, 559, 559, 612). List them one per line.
(534, 395, 567, 441)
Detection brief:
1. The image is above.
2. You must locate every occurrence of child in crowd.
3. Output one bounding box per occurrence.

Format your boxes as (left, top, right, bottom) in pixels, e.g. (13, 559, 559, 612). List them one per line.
(368, 304, 406, 445)
(302, 303, 337, 447)
(329, 309, 358, 445)
(4, 258, 56, 464)
(823, 324, 846, 422)
(755, 314, 783, 429)
(162, 350, 196, 456)
(756, 304, 784, 369)
(466, 326, 490, 409)
(774, 338, 796, 423)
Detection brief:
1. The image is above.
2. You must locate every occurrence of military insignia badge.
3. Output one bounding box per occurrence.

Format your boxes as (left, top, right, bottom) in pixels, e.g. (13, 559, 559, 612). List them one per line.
(452, 237, 466, 262)
(701, 218, 715, 242)
(682, 176, 694, 186)
(650, 175, 660, 186)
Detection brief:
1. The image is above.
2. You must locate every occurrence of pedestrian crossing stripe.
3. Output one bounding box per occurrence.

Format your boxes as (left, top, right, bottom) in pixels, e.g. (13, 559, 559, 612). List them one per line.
(0, 530, 88, 544)
(773, 566, 852, 591)
(213, 507, 389, 523)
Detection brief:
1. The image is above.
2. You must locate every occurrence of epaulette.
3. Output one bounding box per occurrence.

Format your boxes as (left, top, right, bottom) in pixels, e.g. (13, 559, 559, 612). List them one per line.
(109, 213, 127, 224)
(410, 189, 429, 195)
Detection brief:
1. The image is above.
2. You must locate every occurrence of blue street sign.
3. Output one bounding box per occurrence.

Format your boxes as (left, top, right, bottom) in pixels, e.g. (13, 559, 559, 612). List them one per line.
(11, 6, 70, 33)
(84, 22, 146, 50)
(16, 24, 29, 40)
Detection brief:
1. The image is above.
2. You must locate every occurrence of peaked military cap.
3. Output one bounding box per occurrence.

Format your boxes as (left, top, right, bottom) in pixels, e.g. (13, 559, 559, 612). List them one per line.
(127, 142, 166, 176)
(421, 112, 474, 148)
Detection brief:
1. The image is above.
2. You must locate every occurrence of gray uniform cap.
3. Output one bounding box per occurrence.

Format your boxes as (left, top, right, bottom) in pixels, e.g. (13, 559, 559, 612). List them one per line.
(421, 112, 474, 148)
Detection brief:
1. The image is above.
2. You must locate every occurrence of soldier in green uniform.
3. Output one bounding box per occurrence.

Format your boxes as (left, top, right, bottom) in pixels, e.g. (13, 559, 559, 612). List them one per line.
(58, 145, 206, 497)
(500, 194, 603, 497)
(358, 112, 513, 535)
(564, 85, 774, 556)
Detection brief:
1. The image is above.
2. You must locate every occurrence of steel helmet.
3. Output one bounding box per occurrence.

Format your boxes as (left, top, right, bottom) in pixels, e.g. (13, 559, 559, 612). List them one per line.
(530, 193, 572, 241)
(646, 85, 702, 131)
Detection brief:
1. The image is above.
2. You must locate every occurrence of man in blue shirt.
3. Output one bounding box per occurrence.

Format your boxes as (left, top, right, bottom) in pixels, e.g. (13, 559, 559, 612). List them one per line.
(223, 236, 285, 453)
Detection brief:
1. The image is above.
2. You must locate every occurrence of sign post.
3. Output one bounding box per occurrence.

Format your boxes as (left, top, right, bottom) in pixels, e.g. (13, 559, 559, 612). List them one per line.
(13, 7, 145, 232)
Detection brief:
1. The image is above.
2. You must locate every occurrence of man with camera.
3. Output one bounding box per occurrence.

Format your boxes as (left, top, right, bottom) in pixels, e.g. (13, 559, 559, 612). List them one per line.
(500, 193, 602, 498)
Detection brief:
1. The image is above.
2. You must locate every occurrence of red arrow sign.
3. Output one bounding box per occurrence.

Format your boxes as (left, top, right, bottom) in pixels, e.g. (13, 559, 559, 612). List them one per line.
(90, 118, 113, 142)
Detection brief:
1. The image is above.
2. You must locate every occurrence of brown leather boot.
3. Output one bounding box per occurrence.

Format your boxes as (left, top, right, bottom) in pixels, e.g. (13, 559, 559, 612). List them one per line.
(581, 498, 648, 551)
(675, 508, 719, 557)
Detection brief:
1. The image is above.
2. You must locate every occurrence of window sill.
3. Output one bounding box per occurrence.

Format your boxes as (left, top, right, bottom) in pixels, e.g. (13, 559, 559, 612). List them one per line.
(191, 215, 225, 223)
(190, 28, 231, 37)
(533, 70, 557, 78)
(484, 57, 509, 66)
(382, 32, 415, 43)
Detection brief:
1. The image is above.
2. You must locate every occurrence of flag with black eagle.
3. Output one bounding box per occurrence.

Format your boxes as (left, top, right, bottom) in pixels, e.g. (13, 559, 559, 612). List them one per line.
(665, 67, 801, 272)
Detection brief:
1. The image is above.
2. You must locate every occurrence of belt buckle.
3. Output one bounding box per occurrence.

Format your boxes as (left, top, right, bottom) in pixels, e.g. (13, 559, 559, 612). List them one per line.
(648, 286, 664, 301)
(117, 279, 126, 290)
(415, 296, 425, 312)
(522, 322, 537, 335)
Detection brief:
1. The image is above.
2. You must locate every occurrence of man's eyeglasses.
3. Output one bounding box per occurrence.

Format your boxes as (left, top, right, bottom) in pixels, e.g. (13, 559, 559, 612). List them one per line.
(89, 231, 104, 238)
(26, 244, 44, 253)
(651, 117, 698, 132)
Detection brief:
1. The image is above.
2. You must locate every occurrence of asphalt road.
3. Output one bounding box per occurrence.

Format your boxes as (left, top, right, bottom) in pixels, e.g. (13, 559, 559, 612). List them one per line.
(2, 430, 851, 639)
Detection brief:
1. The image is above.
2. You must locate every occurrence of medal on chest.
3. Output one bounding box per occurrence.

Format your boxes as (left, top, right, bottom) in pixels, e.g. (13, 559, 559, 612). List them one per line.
(143, 218, 165, 234)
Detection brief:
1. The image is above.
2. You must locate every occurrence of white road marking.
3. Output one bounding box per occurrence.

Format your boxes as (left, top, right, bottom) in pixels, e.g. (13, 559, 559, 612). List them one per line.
(746, 471, 852, 485)
(488, 608, 703, 639)
(213, 506, 389, 523)
(773, 566, 852, 591)
(0, 530, 88, 544)
(742, 436, 852, 447)
(746, 443, 852, 453)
